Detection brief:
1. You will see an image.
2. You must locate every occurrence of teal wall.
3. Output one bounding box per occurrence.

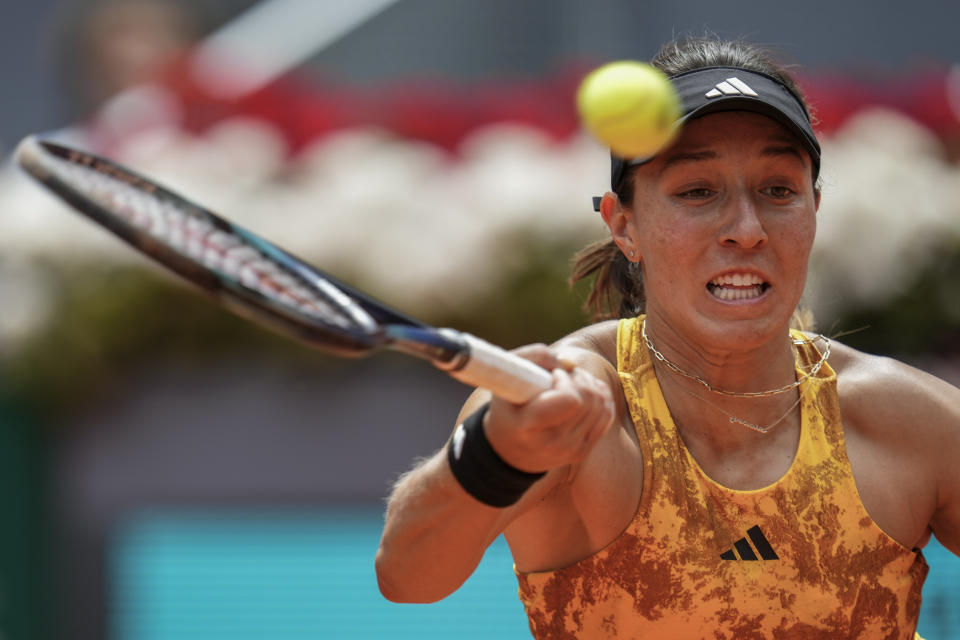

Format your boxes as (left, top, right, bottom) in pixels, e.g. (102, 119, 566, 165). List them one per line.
(110, 508, 529, 639)
(110, 508, 959, 640)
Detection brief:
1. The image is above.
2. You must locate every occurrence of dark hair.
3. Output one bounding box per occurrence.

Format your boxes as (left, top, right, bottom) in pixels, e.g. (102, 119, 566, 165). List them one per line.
(570, 37, 816, 323)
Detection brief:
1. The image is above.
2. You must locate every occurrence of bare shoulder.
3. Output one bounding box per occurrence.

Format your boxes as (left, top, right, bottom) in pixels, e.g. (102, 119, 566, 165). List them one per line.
(828, 339, 960, 511)
(827, 340, 960, 438)
(552, 320, 620, 370)
(827, 340, 960, 553)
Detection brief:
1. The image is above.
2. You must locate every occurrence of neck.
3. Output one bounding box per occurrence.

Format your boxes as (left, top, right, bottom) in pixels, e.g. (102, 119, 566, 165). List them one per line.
(640, 311, 810, 451)
(641, 311, 799, 397)
(661, 362, 804, 488)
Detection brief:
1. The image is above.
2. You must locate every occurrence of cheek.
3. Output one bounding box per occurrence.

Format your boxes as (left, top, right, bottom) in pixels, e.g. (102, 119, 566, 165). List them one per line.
(645, 214, 711, 260)
(634, 206, 694, 254)
(785, 214, 817, 260)
(636, 226, 704, 290)
(775, 217, 817, 294)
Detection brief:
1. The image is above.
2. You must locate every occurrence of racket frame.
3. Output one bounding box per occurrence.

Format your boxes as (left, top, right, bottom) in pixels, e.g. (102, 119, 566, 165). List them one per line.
(16, 136, 554, 403)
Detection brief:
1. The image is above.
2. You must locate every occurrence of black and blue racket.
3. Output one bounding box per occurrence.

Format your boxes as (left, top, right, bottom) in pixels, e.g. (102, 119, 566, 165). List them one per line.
(15, 136, 553, 404)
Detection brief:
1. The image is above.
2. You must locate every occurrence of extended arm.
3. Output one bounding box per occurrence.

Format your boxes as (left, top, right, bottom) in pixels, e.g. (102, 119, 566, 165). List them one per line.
(375, 345, 616, 603)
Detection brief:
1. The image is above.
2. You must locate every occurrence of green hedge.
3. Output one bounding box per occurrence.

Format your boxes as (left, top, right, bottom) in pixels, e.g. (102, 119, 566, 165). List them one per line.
(4, 242, 959, 418)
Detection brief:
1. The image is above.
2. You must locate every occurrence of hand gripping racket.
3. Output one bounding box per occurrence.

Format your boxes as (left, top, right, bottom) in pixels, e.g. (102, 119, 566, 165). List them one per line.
(15, 136, 553, 404)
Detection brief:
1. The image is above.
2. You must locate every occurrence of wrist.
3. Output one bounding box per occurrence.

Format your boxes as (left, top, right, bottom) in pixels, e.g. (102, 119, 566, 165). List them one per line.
(446, 403, 546, 507)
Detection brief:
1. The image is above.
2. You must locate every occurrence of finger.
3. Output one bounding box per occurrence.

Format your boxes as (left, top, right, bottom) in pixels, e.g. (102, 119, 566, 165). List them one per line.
(579, 388, 616, 452)
(558, 369, 615, 444)
(510, 344, 577, 374)
(561, 377, 615, 450)
(536, 368, 589, 418)
(553, 351, 579, 373)
(527, 365, 609, 425)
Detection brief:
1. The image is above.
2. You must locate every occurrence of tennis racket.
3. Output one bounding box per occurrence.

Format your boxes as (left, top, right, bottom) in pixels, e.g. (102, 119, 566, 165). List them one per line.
(15, 136, 553, 404)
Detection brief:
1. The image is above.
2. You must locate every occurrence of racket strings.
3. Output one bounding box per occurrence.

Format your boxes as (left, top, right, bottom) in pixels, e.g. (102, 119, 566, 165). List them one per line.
(53, 158, 355, 330)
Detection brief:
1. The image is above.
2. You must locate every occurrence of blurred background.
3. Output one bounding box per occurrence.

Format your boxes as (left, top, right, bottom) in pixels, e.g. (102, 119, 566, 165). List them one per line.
(0, 0, 958, 638)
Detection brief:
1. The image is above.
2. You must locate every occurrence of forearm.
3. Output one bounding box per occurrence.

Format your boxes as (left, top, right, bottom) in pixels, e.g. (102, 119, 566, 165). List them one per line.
(375, 449, 515, 603)
(376, 344, 616, 602)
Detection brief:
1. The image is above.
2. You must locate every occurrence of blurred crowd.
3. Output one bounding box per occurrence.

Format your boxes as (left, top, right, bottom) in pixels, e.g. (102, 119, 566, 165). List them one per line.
(0, 5, 958, 640)
(1, 0, 958, 354)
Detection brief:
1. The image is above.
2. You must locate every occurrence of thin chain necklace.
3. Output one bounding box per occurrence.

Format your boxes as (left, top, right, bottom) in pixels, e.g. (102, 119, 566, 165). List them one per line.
(663, 372, 806, 434)
(641, 319, 830, 398)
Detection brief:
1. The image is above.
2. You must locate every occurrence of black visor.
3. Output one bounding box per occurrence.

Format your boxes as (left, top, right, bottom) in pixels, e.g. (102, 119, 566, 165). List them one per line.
(594, 66, 821, 211)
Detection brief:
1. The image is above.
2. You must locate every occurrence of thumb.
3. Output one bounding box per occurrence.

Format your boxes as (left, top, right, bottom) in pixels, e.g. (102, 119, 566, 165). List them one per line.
(510, 344, 577, 374)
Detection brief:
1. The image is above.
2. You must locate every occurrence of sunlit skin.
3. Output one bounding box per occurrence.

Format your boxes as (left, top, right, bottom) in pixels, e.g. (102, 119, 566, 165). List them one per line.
(601, 111, 821, 399)
(376, 110, 959, 609)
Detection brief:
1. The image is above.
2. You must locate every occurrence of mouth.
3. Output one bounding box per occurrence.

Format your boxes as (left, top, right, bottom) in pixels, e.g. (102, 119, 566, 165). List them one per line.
(706, 272, 770, 302)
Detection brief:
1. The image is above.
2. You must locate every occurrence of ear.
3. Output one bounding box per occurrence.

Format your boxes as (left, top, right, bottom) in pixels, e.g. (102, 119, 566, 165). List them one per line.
(599, 192, 640, 262)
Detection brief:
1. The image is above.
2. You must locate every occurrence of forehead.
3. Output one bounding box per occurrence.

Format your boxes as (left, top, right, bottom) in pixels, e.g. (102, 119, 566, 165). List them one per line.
(664, 111, 807, 159)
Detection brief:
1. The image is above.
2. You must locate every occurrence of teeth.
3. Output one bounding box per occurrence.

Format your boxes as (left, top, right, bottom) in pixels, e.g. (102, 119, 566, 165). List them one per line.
(706, 272, 769, 301)
(710, 272, 764, 286)
(707, 274, 767, 300)
(709, 284, 764, 300)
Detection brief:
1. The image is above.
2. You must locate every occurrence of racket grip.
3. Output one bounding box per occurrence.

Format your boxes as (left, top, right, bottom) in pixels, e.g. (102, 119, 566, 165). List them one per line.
(437, 332, 554, 405)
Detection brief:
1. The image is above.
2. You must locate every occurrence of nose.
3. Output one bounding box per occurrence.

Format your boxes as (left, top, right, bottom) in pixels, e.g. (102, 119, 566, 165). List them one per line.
(719, 191, 767, 249)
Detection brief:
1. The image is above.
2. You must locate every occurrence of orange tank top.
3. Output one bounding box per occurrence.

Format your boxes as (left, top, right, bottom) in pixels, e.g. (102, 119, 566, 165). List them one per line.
(516, 316, 928, 639)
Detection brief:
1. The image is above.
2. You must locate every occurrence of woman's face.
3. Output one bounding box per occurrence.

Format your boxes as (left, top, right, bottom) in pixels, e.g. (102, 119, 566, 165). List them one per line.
(614, 111, 820, 351)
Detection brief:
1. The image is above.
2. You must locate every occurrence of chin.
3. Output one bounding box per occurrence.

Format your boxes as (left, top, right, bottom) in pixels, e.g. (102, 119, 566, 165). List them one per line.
(692, 304, 796, 349)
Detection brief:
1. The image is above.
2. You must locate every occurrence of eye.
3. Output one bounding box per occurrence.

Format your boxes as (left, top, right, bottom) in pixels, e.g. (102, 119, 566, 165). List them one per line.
(762, 185, 796, 199)
(677, 187, 715, 199)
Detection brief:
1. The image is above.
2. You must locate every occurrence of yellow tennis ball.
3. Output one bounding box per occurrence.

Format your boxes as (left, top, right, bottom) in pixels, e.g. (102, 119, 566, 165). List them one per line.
(576, 61, 681, 158)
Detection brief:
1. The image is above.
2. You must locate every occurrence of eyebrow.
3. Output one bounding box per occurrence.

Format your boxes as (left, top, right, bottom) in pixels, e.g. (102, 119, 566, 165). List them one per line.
(761, 144, 807, 166)
(657, 142, 808, 176)
(657, 150, 718, 175)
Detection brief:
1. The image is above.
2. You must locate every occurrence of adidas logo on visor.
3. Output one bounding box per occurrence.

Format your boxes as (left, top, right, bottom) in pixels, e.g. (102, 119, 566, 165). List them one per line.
(705, 77, 759, 98)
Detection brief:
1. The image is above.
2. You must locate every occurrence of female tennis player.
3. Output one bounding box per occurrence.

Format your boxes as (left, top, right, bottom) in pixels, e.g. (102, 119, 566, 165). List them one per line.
(376, 36, 959, 639)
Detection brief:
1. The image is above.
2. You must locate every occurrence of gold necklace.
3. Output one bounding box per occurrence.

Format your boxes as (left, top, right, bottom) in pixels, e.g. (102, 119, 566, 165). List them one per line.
(641, 319, 830, 398)
(664, 373, 806, 434)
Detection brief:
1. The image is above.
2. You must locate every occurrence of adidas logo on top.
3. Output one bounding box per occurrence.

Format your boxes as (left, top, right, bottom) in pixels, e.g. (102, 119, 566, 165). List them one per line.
(720, 525, 779, 561)
(705, 77, 759, 98)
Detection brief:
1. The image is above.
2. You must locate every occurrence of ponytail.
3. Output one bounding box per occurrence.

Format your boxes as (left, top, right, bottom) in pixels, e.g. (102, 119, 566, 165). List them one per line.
(570, 238, 645, 321)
